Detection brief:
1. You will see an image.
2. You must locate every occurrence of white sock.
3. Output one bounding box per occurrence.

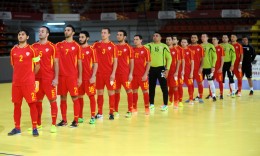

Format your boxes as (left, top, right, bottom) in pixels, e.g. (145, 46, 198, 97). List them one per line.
(250, 87, 253, 91)
(208, 80, 216, 97)
(230, 83, 235, 93)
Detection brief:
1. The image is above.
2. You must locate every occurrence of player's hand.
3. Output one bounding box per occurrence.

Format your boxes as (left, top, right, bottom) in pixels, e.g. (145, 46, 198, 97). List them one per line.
(238, 64, 242, 72)
(110, 74, 115, 82)
(77, 78, 82, 87)
(189, 73, 193, 79)
(230, 65, 234, 71)
(142, 75, 147, 81)
(164, 70, 169, 78)
(211, 67, 215, 73)
(52, 78, 58, 86)
(174, 72, 178, 78)
(198, 67, 203, 74)
(181, 70, 184, 77)
(128, 74, 133, 82)
(89, 76, 96, 84)
(217, 68, 222, 73)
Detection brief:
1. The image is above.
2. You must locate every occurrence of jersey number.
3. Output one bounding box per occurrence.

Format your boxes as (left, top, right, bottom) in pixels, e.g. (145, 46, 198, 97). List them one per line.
(66, 49, 69, 55)
(19, 55, 23, 62)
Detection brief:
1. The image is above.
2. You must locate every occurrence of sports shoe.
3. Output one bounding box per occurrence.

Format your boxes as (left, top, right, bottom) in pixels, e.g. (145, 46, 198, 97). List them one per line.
(89, 117, 96, 124)
(149, 104, 155, 110)
(109, 114, 114, 120)
(56, 120, 67, 127)
(69, 120, 78, 128)
(236, 92, 241, 97)
(219, 95, 223, 100)
(125, 111, 132, 118)
(205, 95, 212, 99)
(32, 128, 39, 137)
(249, 90, 253, 96)
(184, 99, 190, 103)
(227, 92, 231, 96)
(28, 125, 42, 131)
(231, 93, 235, 98)
(8, 128, 21, 136)
(178, 102, 183, 107)
(145, 108, 150, 115)
(132, 109, 138, 114)
(78, 118, 84, 123)
(50, 125, 57, 133)
(95, 113, 103, 119)
(198, 98, 204, 103)
(212, 96, 217, 101)
(189, 100, 194, 105)
(161, 105, 168, 111)
(193, 96, 199, 101)
(114, 112, 119, 117)
(235, 90, 239, 95)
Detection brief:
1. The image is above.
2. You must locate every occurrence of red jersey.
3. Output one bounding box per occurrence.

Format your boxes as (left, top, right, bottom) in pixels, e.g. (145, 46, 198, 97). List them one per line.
(175, 45, 184, 75)
(215, 45, 225, 70)
(168, 46, 180, 75)
(56, 40, 82, 77)
(232, 42, 243, 66)
(133, 46, 151, 76)
(32, 41, 58, 80)
(116, 43, 134, 75)
(81, 45, 98, 81)
(188, 44, 204, 71)
(10, 44, 38, 86)
(183, 48, 194, 75)
(93, 41, 118, 75)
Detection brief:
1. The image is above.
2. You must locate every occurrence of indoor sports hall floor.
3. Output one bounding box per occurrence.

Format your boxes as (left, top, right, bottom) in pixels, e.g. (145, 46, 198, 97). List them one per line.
(0, 82, 259, 156)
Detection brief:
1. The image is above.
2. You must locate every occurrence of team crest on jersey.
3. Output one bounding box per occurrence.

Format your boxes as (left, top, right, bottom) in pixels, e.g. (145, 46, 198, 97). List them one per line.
(26, 52, 30, 56)
(123, 48, 127, 52)
(45, 48, 49, 52)
(247, 48, 249, 51)
(172, 52, 175, 55)
(141, 51, 144, 54)
(86, 51, 89, 54)
(236, 46, 238, 49)
(218, 49, 220, 51)
(197, 48, 200, 51)
(186, 52, 189, 55)
(108, 46, 111, 50)
(72, 47, 75, 50)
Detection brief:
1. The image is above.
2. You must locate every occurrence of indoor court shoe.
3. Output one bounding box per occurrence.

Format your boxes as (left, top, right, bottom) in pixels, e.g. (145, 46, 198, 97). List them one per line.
(50, 125, 57, 133)
(114, 112, 119, 117)
(212, 96, 217, 102)
(236, 92, 241, 97)
(78, 118, 84, 123)
(198, 98, 204, 103)
(145, 108, 150, 115)
(8, 128, 21, 136)
(193, 96, 199, 101)
(132, 109, 138, 114)
(95, 113, 103, 119)
(231, 93, 235, 98)
(125, 111, 132, 118)
(219, 95, 223, 100)
(56, 120, 68, 127)
(27, 125, 42, 131)
(109, 114, 114, 120)
(69, 120, 78, 128)
(178, 102, 183, 107)
(249, 90, 253, 96)
(184, 99, 190, 103)
(235, 90, 238, 95)
(161, 105, 168, 111)
(89, 117, 96, 124)
(205, 95, 212, 99)
(189, 100, 194, 105)
(32, 128, 39, 137)
(149, 104, 155, 110)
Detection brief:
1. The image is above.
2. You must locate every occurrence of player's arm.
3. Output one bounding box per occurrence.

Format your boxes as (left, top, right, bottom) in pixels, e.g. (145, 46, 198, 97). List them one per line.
(230, 46, 236, 71)
(199, 47, 205, 74)
(218, 47, 225, 73)
(181, 58, 185, 77)
(164, 46, 172, 78)
(143, 61, 150, 81)
(111, 46, 118, 82)
(190, 60, 194, 79)
(90, 49, 98, 84)
(211, 46, 217, 73)
(52, 58, 59, 86)
(251, 46, 256, 62)
(77, 45, 83, 87)
(129, 58, 134, 82)
(32, 47, 40, 74)
(238, 45, 243, 70)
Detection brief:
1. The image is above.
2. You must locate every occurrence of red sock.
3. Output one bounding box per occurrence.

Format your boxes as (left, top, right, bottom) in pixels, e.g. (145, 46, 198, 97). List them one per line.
(114, 93, 120, 112)
(29, 102, 38, 129)
(238, 78, 242, 92)
(60, 100, 67, 122)
(50, 101, 58, 125)
(219, 81, 223, 95)
(78, 97, 84, 118)
(178, 85, 183, 102)
(133, 92, 138, 110)
(14, 102, 22, 130)
(36, 102, 42, 125)
(198, 83, 203, 98)
(168, 87, 174, 103)
(73, 99, 80, 123)
(143, 92, 149, 109)
(89, 95, 96, 117)
(173, 88, 179, 103)
(109, 94, 115, 114)
(127, 92, 133, 112)
(188, 84, 194, 100)
(97, 95, 104, 115)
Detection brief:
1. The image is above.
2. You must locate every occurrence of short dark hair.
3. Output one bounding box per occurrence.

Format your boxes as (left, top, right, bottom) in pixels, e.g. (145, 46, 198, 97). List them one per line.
(231, 34, 237, 37)
(66, 24, 75, 32)
(118, 30, 127, 37)
(166, 35, 172, 39)
(172, 35, 179, 40)
(102, 27, 111, 34)
(212, 36, 218, 40)
(18, 29, 29, 36)
(41, 26, 50, 33)
(134, 34, 142, 40)
(242, 35, 249, 39)
(202, 33, 208, 37)
(181, 38, 188, 42)
(80, 31, 90, 38)
(154, 31, 161, 36)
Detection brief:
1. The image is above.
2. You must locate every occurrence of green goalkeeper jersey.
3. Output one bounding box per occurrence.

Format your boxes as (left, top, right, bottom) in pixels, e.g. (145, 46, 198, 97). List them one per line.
(220, 43, 236, 65)
(201, 43, 217, 69)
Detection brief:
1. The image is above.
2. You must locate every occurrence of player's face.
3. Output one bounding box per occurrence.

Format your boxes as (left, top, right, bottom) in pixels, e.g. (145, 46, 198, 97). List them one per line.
(191, 35, 198, 44)
(38, 27, 48, 40)
(172, 37, 178, 45)
(181, 39, 188, 48)
(64, 27, 74, 38)
(117, 32, 125, 42)
(153, 33, 161, 42)
(166, 37, 173, 46)
(101, 29, 110, 40)
(134, 36, 142, 46)
(201, 34, 208, 43)
(242, 38, 249, 45)
(79, 33, 87, 45)
(18, 31, 29, 43)
(222, 35, 229, 43)
(212, 38, 218, 45)
(231, 35, 237, 42)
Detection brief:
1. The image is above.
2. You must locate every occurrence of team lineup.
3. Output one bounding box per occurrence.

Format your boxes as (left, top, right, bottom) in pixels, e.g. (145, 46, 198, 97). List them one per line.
(7, 24, 256, 137)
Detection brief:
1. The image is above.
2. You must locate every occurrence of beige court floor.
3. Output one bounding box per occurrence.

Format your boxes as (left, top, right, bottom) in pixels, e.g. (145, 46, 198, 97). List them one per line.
(0, 83, 260, 156)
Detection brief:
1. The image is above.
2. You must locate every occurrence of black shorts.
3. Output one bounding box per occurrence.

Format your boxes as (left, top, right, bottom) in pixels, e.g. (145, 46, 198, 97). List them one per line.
(242, 65, 252, 78)
(203, 68, 213, 80)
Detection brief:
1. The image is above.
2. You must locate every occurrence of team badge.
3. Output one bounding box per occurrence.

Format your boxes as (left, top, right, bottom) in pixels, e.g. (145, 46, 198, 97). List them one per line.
(124, 48, 127, 52)
(197, 48, 200, 51)
(108, 46, 111, 50)
(72, 47, 75, 50)
(86, 51, 89, 54)
(141, 51, 144, 54)
(26, 52, 30, 56)
(45, 48, 49, 52)
(186, 52, 189, 55)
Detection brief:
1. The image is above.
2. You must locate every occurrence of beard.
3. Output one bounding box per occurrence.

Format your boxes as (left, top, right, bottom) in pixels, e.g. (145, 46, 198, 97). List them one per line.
(79, 39, 87, 45)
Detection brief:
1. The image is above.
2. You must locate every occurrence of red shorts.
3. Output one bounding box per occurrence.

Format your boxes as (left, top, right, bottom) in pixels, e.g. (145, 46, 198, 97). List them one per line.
(78, 80, 96, 96)
(132, 76, 149, 90)
(96, 74, 116, 90)
(57, 76, 78, 96)
(214, 72, 223, 82)
(12, 84, 37, 103)
(115, 74, 132, 90)
(233, 66, 243, 79)
(193, 72, 203, 83)
(36, 79, 57, 101)
(167, 75, 178, 87)
(184, 76, 193, 86)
